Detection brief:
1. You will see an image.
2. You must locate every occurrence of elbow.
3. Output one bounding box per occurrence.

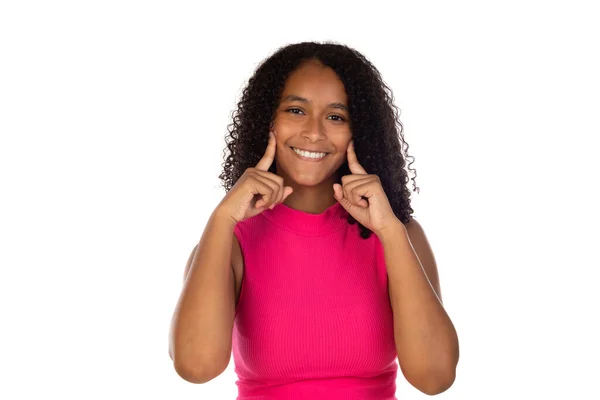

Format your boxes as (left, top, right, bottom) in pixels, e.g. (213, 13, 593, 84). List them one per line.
(411, 367, 456, 396)
(419, 369, 456, 395)
(403, 338, 460, 395)
(172, 355, 228, 384)
(169, 334, 231, 384)
(173, 361, 209, 384)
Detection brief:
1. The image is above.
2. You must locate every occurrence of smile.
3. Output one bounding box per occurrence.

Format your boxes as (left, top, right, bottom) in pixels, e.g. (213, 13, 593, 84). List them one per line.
(290, 147, 328, 161)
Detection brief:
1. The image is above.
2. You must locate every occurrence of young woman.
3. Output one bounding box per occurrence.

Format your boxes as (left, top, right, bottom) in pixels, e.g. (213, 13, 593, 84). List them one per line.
(169, 41, 459, 399)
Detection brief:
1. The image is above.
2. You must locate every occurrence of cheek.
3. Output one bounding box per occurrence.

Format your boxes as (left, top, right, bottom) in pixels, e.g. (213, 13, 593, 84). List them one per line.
(271, 122, 293, 141)
(331, 153, 348, 170)
(337, 138, 352, 154)
(339, 130, 353, 144)
(272, 114, 293, 130)
(275, 143, 285, 160)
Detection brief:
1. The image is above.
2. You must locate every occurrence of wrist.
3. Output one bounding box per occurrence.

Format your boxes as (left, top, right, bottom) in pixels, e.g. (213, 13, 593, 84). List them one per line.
(212, 207, 238, 230)
(375, 219, 407, 242)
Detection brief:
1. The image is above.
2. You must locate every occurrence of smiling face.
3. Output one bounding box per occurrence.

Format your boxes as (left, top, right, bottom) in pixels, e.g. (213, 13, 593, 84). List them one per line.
(272, 60, 352, 188)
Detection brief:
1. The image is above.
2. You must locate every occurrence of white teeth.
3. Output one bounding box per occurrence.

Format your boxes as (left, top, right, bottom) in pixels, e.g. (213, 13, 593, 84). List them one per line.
(292, 147, 327, 159)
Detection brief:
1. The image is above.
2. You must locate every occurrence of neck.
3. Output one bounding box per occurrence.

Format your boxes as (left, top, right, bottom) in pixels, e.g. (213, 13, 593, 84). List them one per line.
(282, 178, 338, 214)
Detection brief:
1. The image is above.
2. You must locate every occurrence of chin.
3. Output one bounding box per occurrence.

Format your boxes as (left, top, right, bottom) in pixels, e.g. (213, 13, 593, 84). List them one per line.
(276, 156, 341, 188)
(288, 173, 334, 188)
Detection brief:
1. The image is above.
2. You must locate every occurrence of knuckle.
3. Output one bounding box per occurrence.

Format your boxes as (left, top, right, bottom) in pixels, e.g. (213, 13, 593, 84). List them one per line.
(267, 172, 282, 183)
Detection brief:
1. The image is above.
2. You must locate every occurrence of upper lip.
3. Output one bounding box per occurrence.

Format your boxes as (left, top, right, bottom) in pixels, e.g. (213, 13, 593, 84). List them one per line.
(291, 146, 329, 153)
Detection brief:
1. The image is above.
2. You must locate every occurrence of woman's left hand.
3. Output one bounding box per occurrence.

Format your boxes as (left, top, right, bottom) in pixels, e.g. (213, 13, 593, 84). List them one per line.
(333, 141, 401, 236)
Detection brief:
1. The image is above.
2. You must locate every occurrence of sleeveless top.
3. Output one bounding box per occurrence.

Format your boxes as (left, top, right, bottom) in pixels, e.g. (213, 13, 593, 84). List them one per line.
(232, 201, 398, 399)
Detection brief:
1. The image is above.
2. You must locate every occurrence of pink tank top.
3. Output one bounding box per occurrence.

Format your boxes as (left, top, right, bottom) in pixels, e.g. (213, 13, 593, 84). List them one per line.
(232, 201, 398, 399)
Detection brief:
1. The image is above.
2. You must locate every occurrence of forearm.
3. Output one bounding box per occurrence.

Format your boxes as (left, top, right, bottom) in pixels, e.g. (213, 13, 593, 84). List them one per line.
(169, 210, 237, 381)
(377, 221, 459, 393)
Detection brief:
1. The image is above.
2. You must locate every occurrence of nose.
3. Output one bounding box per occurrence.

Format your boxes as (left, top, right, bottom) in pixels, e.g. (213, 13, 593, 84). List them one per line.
(300, 116, 326, 143)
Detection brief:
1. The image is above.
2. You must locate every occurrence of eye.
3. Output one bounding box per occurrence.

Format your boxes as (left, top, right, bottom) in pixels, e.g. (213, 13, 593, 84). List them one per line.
(286, 108, 346, 122)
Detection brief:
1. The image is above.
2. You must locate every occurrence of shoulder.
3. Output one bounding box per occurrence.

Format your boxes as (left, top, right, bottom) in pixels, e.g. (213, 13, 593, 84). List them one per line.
(403, 217, 432, 247)
(404, 216, 423, 237)
(233, 213, 281, 249)
(403, 217, 443, 301)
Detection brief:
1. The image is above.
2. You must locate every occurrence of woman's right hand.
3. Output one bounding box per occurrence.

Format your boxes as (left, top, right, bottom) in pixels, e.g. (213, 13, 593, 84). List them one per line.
(216, 131, 293, 224)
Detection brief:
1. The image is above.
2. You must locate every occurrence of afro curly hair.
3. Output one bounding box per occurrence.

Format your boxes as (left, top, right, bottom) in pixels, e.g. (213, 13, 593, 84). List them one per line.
(219, 41, 420, 239)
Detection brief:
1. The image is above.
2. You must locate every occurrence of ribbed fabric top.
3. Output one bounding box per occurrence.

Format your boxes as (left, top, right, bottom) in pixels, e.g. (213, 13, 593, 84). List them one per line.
(232, 201, 398, 399)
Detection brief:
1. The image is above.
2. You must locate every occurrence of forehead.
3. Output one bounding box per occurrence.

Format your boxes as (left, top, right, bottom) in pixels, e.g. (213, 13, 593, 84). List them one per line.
(281, 61, 347, 102)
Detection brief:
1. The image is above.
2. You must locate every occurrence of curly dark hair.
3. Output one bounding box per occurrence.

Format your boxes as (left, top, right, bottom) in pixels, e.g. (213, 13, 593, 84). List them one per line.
(218, 41, 420, 239)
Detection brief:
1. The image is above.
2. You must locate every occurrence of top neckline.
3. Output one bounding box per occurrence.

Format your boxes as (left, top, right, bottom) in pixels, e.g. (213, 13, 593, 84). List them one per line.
(261, 201, 349, 236)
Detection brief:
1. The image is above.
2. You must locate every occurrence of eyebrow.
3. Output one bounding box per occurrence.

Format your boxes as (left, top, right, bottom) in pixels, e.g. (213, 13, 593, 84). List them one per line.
(282, 94, 348, 112)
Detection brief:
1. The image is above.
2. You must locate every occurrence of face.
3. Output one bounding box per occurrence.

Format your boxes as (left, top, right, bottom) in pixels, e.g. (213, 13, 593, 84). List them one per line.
(271, 60, 352, 188)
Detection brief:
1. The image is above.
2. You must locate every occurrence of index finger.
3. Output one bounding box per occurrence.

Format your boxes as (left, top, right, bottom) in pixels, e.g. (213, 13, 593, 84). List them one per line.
(347, 140, 367, 174)
(255, 131, 276, 171)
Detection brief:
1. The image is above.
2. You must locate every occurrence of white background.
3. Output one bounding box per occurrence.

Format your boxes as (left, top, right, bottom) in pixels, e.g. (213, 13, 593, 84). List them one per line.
(1, 1, 598, 399)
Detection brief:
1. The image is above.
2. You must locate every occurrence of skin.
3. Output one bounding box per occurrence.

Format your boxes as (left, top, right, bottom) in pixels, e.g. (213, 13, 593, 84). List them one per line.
(231, 58, 354, 355)
(271, 59, 352, 214)
(192, 58, 459, 393)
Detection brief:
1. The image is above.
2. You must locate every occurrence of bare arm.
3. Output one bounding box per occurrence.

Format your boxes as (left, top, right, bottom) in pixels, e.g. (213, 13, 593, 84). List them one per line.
(379, 218, 459, 395)
(168, 210, 239, 384)
(168, 132, 287, 383)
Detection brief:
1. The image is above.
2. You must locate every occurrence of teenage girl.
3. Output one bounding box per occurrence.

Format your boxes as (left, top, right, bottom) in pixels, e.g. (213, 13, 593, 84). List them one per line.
(169, 41, 459, 399)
